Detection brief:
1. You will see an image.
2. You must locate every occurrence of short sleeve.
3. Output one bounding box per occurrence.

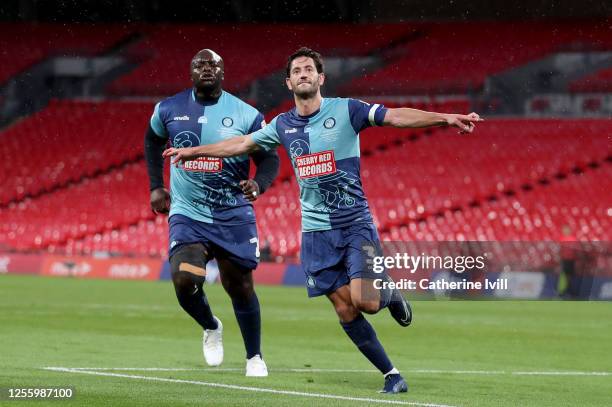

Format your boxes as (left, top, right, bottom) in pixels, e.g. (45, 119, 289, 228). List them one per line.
(348, 98, 388, 133)
(251, 117, 281, 151)
(248, 112, 266, 134)
(150, 102, 168, 138)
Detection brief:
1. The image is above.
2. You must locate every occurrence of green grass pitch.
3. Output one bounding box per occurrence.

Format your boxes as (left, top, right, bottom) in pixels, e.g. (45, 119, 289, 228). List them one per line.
(1, 274, 611, 406)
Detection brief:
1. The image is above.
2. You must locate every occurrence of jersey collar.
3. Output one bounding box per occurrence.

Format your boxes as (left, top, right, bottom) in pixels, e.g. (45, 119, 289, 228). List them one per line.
(294, 98, 326, 119)
(191, 89, 223, 106)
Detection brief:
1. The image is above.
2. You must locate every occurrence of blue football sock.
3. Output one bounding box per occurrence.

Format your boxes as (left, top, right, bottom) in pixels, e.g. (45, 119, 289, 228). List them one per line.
(341, 314, 394, 374)
(232, 293, 262, 359)
(176, 283, 218, 330)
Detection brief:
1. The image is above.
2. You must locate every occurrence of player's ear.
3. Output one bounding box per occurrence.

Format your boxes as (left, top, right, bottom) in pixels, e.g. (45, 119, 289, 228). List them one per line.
(285, 77, 293, 91)
(318, 73, 325, 86)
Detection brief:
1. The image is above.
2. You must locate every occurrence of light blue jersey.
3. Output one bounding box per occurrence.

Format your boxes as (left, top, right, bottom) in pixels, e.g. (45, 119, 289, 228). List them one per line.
(151, 89, 265, 225)
(252, 97, 387, 232)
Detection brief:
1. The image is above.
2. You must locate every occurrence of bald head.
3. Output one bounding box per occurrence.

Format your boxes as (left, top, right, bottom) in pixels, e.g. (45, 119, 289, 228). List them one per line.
(193, 49, 223, 65)
(191, 49, 224, 98)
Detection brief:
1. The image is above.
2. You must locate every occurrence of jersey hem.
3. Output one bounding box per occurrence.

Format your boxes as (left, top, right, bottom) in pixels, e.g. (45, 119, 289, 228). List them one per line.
(301, 219, 373, 233)
(169, 212, 256, 226)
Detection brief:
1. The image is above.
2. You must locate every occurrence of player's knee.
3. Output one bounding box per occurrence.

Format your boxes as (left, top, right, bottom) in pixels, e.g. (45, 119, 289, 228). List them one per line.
(220, 266, 254, 300)
(228, 279, 254, 301)
(169, 244, 208, 293)
(352, 298, 379, 315)
(171, 271, 199, 295)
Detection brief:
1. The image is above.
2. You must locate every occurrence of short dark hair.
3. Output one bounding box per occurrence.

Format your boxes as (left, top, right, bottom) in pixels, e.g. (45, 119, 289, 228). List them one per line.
(286, 47, 324, 77)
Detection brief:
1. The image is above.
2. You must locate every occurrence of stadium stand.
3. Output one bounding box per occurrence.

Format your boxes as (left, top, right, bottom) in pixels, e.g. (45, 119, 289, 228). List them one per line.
(1, 112, 609, 259)
(0, 23, 133, 84)
(0, 99, 153, 205)
(1, 22, 610, 263)
(252, 119, 612, 257)
(0, 162, 151, 251)
(64, 215, 168, 258)
(339, 21, 612, 95)
(106, 23, 416, 96)
(362, 119, 611, 224)
(380, 163, 611, 243)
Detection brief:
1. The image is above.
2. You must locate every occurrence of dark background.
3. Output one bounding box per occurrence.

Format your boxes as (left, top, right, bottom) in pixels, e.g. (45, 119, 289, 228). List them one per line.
(1, 0, 611, 22)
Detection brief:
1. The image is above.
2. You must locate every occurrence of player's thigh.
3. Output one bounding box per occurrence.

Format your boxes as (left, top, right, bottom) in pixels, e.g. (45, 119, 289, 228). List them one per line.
(217, 256, 254, 299)
(327, 284, 360, 322)
(343, 223, 383, 312)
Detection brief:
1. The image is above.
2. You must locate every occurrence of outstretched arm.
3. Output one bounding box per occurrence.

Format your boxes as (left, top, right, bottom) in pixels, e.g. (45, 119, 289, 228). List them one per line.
(383, 108, 483, 133)
(163, 134, 260, 165)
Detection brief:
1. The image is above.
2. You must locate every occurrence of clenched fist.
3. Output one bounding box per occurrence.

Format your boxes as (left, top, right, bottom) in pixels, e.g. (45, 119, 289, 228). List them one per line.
(150, 187, 170, 214)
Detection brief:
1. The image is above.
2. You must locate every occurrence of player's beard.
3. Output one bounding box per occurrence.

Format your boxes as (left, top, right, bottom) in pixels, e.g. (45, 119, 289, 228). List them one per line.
(293, 80, 319, 100)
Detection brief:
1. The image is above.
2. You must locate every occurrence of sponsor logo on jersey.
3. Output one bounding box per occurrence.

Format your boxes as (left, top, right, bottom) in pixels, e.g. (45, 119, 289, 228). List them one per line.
(173, 115, 190, 121)
(197, 116, 207, 124)
(295, 150, 337, 179)
(323, 117, 336, 129)
(222, 117, 233, 127)
(182, 157, 223, 173)
(284, 128, 297, 134)
(173, 131, 200, 148)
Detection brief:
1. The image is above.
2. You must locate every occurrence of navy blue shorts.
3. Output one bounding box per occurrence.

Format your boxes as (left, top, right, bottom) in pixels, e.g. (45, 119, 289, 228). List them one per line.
(300, 222, 382, 297)
(169, 214, 259, 270)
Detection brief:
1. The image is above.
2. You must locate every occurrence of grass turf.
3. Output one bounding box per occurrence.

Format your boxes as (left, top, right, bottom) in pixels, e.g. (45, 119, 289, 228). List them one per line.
(0, 274, 611, 406)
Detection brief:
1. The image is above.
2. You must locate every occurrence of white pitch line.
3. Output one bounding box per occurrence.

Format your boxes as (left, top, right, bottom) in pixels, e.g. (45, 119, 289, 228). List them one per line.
(43, 367, 455, 407)
(44, 367, 612, 377)
(410, 370, 611, 377)
(53, 367, 378, 373)
(511, 371, 611, 377)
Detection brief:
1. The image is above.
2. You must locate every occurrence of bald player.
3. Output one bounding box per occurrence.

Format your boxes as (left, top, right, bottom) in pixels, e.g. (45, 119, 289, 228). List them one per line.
(144, 49, 279, 376)
(163, 47, 482, 393)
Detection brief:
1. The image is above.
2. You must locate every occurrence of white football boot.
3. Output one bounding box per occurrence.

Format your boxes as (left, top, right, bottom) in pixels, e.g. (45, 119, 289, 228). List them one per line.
(245, 354, 268, 377)
(202, 316, 223, 366)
